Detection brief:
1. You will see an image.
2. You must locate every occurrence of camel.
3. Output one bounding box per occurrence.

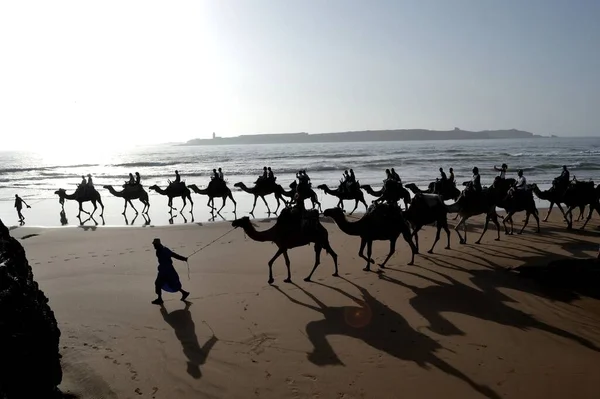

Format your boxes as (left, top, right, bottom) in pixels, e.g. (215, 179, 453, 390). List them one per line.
(445, 188, 501, 244)
(316, 184, 367, 214)
(404, 182, 461, 201)
(491, 180, 540, 235)
(54, 187, 104, 217)
(103, 184, 150, 215)
(231, 213, 338, 284)
(561, 181, 600, 229)
(531, 183, 588, 226)
(233, 182, 287, 214)
(188, 183, 237, 213)
(288, 181, 322, 211)
(403, 193, 451, 254)
(360, 181, 411, 209)
(149, 183, 193, 213)
(324, 204, 417, 270)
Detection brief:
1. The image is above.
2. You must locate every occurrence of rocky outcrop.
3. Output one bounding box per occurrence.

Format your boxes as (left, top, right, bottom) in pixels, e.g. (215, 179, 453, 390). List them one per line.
(0, 219, 64, 398)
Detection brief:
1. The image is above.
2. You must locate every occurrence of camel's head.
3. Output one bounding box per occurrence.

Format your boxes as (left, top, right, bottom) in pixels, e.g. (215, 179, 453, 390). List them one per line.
(102, 185, 112, 189)
(316, 184, 327, 190)
(54, 189, 66, 197)
(233, 182, 243, 188)
(148, 185, 159, 191)
(231, 216, 251, 228)
(323, 207, 344, 219)
(289, 181, 297, 189)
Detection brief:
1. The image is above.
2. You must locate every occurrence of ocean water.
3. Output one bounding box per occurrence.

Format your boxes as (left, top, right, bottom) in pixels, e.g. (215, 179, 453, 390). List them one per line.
(1, 137, 599, 226)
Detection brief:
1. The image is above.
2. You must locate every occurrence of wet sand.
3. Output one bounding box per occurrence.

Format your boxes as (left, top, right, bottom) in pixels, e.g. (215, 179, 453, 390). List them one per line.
(14, 210, 600, 399)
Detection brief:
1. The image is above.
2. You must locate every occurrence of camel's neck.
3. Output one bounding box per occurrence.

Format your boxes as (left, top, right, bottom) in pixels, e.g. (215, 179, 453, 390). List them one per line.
(532, 186, 550, 199)
(238, 183, 253, 194)
(106, 186, 123, 197)
(330, 214, 362, 236)
(154, 187, 168, 195)
(446, 201, 461, 213)
(322, 185, 336, 195)
(64, 191, 77, 200)
(242, 223, 276, 242)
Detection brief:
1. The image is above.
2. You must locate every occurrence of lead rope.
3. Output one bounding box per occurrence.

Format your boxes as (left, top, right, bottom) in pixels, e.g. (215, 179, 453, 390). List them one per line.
(185, 227, 237, 280)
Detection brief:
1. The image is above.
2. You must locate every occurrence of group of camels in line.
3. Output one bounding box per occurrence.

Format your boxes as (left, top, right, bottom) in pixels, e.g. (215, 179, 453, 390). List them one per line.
(229, 175, 600, 284)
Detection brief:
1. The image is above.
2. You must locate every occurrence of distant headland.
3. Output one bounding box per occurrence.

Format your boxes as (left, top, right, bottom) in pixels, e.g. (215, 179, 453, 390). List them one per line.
(182, 127, 545, 146)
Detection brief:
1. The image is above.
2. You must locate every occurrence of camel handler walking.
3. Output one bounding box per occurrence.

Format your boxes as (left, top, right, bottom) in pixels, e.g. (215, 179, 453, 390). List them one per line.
(151, 238, 190, 305)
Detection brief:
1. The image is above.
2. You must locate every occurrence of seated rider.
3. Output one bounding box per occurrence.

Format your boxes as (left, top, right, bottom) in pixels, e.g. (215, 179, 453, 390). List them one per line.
(467, 167, 482, 194)
(509, 170, 527, 197)
(174, 170, 181, 184)
(555, 165, 570, 189)
(349, 169, 356, 184)
(384, 169, 391, 183)
(87, 174, 94, 190)
(494, 163, 507, 179)
(211, 169, 218, 180)
(267, 167, 274, 182)
(435, 167, 447, 193)
(390, 168, 401, 182)
(135, 172, 141, 185)
(448, 167, 455, 185)
(80, 175, 87, 188)
(218, 167, 224, 181)
(127, 173, 135, 186)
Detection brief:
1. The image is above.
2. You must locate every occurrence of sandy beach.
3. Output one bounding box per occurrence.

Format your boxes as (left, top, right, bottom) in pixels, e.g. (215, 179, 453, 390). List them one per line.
(12, 210, 600, 399)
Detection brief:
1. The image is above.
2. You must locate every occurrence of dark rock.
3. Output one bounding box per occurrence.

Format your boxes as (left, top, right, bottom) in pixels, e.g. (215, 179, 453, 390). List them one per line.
(0, 219, 64, 398)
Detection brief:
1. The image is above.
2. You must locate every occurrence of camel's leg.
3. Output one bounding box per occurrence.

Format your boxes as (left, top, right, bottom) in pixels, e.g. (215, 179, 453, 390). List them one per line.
(122, 200, 128, 215)
(361, 199, 368, 211)
(519, 212, 531, 234)
(129, 200, 138, 214)
(502, 212, 511, 235)
(304, 244, 322, 282)
(90, 200, 98, 217)
(349, 199, 359, 215)
(577, 205, 585, 221)
(337, 198, 344, 211)
(544, 202, 554, 222)
(443, 221, 451, 249)
(365, 240, 373, 272)
(402, 228, 417, 265)
(250, 195, 258, 214)
(428, 226, 441, 254)
(454, 216, 467, 244)
(411, 226, 421, 253)
(564, 206, 574, 229)
(145, 200, 150, 214)
(218, 197, 226, 213)
(180, 197, 187, 213)
(475, 215, 490, 244)
(323, 241, 339, 277)
(207, 197, 214, 209)
(452, 213, 460, 220)
(188, 195, 194, 213)
(229, 193, 237, 213)
(267, 248, 284, 284)
(261, 195, 271, 213)
(579, 204, 599, 230)
(378, 238, 397, 268)
(358, 238, 374, 270)
(282, 251, 292, 283)
(532, 209, 540, 233)
(274, 196, 281, 214)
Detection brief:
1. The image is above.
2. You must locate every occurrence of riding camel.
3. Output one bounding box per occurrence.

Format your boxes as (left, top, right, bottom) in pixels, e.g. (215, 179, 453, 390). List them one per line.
(148, 183, 194, 213)
(231, 212, 338, 284)
(288, 181, 322, 211)
(233, 182, 287, 214)
(360, 180, 411, 209)
(404, 182, 461, 201)
(103, 184, 150, 215)
(54, 186, 104, 218)
(403, 193, 451, 254)
(445, 187, 501, 244)
(531, 183, 588, 226)
(561, 181, 600, 229)
(188, 182, 237, 213)
(324, 204, 417, 270)
(490, 179, 540, 235)
(316, 183, 367, 214)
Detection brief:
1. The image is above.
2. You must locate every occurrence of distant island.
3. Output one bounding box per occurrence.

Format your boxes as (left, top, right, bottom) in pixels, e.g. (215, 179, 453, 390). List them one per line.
(183, 128, 544, 146)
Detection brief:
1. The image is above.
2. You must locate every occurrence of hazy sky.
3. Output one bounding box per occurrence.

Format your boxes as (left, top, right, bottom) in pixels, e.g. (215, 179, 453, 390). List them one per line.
(1, 1, 599, 151)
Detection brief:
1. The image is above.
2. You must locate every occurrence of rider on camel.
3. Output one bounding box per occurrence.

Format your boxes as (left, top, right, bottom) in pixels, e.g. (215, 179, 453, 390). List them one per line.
(508, 169, 527, 198)
(554, 165, 570, 190)
(467, 167, 482, 195)
(267, 167, 274, 182)
(174, 170, 181, 184)
(135, 172, 141, 185)
(390, 168, 401, 182)
(436, 167, 447, 193)
(218, 168, 224, 181)
(448, 168, 455, 185)
(494, 164, 508, 179)
(127, 173, 135, 186)
(87, 174, 94, 189)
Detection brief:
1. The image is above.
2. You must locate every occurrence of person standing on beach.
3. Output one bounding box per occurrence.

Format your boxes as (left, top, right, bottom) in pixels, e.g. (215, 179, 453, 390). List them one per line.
(14, 194, 31, 221)
(151, 238, 189, 305)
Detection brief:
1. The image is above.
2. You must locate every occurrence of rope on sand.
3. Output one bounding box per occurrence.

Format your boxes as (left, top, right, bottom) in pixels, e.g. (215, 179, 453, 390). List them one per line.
(184, 227, 237, 280)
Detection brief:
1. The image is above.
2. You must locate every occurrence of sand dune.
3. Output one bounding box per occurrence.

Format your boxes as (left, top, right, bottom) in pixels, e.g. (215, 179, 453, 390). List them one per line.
(12, 211, 600, 399)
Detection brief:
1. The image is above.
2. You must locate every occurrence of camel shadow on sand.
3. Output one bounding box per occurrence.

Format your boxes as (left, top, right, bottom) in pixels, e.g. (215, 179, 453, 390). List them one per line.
(159, 301, 218, 379)
(274, 279, 502, 399)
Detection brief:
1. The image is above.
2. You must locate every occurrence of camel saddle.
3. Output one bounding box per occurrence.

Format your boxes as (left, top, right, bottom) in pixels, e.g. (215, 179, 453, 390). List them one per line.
(168, 181, 186, 190)
(278, 207, 320, 233)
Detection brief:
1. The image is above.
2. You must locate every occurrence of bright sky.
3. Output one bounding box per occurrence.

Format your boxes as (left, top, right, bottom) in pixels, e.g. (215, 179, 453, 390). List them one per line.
(1, 0, 599, 151)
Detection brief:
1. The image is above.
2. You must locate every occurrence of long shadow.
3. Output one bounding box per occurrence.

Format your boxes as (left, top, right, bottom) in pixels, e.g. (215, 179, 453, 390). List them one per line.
(378, 266, 600, 352)
(274, 280, 501, 399)
(159, 301, 218, 379)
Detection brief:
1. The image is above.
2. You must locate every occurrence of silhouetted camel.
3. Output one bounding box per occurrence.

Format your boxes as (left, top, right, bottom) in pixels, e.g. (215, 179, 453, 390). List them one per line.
(317, 184, 367, 215)
(103, 184, 150, 214)
(234, 182, 287, 214)
(324, 205, 416, 269)
(188, 183, 237, 213)
(149, 183, 194, 213)
(403, 193, 451, 254)
(405, 181, 461, 201)
(231, 214, 338, 284)
(55, 187, 104, 218)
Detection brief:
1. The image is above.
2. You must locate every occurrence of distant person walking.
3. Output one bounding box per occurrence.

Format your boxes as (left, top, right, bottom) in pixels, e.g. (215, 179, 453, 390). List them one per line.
(151, 238, 190, 305)
(14, 194, 31, 221)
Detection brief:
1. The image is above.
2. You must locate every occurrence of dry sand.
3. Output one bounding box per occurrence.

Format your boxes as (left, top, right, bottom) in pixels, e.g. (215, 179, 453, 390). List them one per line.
(12, 211, 600, 399)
